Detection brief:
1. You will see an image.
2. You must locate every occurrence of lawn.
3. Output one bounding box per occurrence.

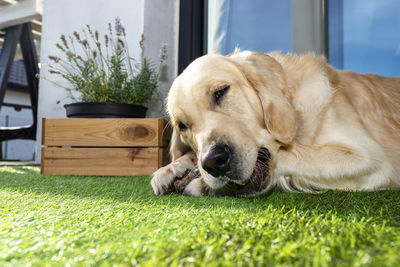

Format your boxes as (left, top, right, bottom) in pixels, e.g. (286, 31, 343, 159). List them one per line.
(0, 166, 399, 266)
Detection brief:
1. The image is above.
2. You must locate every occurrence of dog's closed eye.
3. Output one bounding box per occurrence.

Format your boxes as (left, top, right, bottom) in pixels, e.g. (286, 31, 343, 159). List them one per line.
(178, 122, 188, 131)
(213, 85, 230, 104)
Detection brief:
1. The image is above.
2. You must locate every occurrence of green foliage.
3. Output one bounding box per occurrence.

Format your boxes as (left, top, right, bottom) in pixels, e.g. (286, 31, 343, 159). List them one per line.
(0, 166, 399, 266)
(47, 19, 165, 106)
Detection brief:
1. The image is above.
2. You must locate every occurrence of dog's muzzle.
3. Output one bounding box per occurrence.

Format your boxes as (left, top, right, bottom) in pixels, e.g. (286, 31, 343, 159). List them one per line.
(211, 147, 273, 197)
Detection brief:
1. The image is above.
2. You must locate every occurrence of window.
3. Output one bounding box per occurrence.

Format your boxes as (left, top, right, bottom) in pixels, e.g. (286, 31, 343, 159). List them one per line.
(329, 0, 400, 76)
(178, 0, 400, 77)
(207, 0, 292, 54)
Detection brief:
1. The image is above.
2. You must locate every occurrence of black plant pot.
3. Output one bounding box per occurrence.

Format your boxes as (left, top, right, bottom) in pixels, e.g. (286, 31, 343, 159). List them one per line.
(64, 102, 147, 118)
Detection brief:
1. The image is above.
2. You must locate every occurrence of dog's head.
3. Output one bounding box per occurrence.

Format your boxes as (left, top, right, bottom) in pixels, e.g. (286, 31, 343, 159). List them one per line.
(167, 51, 296, 195)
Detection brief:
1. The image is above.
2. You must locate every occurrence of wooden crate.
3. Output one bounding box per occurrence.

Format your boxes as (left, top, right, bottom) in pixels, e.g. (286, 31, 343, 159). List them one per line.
(41, 118, 170, 176)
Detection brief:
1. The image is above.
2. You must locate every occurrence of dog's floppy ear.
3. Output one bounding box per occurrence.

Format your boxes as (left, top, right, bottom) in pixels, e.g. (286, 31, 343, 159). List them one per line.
(231, 52, 296, 144)
(169, 128, 191, 161)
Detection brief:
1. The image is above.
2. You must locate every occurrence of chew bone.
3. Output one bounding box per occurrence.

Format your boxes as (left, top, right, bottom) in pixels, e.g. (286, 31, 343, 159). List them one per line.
(173, 167, 202, 193)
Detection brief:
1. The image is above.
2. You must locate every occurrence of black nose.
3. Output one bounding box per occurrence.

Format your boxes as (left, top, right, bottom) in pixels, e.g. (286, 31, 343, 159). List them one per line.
(201, 144, 232, 177)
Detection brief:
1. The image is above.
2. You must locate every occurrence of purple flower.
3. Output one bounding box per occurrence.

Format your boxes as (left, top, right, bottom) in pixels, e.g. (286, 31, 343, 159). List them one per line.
(159, 42, 168, 63)
(114, 17, 123, 36)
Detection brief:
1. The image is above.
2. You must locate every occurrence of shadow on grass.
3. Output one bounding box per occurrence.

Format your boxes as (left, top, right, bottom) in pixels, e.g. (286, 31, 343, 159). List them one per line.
(1, 166, 399, 227)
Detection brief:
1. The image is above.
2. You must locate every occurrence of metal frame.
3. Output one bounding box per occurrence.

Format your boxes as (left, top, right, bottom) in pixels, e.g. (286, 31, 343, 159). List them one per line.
(292, 0, 327, 56)
(323, 0, 330, 60)
(0, 22, 39, 141)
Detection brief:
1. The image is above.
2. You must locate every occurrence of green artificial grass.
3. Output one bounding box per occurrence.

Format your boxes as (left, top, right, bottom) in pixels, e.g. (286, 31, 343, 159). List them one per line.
(0, 166, 399, 266)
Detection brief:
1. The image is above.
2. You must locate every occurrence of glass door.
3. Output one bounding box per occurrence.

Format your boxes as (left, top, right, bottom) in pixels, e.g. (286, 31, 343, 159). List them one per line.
(329, 0, 400, 76)
(207, 0, 292, 54)
(204, 0, 400, 77)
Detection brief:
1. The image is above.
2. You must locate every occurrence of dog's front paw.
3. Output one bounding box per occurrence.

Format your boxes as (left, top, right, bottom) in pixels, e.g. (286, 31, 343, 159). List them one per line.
(151, 155, 195, 195)
(183, 177, 210, 196)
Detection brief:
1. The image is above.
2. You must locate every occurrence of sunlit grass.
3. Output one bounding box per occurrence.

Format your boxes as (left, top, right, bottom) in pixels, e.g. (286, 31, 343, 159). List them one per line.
(0, 166, 399, 266)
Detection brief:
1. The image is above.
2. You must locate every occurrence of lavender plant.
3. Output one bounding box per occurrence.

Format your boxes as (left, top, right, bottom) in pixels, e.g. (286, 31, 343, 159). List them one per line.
(47, 18, 167, 106)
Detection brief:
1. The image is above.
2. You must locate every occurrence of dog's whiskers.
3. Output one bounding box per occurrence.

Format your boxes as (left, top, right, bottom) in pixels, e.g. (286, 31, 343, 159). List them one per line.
(162, 120, 172, 137)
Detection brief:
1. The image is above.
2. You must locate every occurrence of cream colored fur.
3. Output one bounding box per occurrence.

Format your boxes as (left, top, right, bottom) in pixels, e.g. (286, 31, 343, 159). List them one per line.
(151, 51, 400, 196)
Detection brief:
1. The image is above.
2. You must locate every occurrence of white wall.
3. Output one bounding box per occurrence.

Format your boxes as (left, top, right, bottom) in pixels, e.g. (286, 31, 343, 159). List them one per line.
(35, 0, 179, 163)
(143, 0, 179, 118)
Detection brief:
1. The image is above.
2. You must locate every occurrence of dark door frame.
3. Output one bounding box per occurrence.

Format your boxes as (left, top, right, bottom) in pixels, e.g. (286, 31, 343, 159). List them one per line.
(178, 0, 207, 74)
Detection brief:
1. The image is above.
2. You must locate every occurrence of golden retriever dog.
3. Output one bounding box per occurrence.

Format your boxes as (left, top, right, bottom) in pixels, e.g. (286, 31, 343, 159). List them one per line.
(151, 51, 400, 197)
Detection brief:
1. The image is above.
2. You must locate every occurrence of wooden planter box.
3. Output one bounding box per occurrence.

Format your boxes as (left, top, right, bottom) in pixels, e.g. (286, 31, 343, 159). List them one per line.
(41, 118, 170, 176)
